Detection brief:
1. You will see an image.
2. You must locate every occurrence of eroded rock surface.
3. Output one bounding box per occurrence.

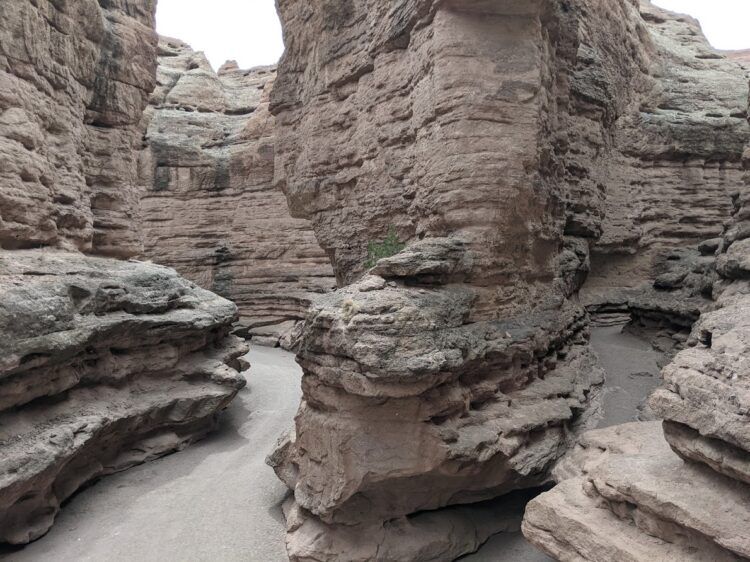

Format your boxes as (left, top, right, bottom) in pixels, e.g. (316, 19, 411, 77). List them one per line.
(263, 0, 666, 557)
(139, 38, 335, 347)
(583, 1, 749, 348)
(0, 251, 247, 544)
(268, 0, 750, 559)
(523, 423, 750, 562)
(523, 33, 750, 558)
(0, 0, 157, 257)
(0, 1, 247, 545)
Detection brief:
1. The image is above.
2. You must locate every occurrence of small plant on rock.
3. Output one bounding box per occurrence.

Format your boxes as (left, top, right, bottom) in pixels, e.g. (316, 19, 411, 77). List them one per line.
(365, 226, 405, 268)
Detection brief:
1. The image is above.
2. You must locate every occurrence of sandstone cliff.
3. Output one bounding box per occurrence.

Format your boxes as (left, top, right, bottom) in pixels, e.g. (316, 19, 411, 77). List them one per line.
(264, 0, 659, 558)
(268, 0, 750, 559)
(522, 5, 750, 559)
(0, 0, 247, 544)
(582, 1, 750, 352)
(139, 38, 335, 348)
(0, 0, 156, 258)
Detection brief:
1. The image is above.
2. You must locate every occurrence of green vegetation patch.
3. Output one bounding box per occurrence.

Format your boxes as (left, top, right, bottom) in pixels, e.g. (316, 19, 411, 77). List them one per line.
(365, 226, 405, 268)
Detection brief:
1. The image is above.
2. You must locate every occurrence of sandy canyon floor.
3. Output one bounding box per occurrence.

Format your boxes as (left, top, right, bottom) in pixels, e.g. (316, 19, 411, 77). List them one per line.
(0, 324, 661, 562)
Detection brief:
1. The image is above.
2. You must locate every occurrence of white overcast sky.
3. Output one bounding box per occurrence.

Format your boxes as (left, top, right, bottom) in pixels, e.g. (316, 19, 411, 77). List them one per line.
(156, 0, 750, 71)
(156, 0, 284, 70)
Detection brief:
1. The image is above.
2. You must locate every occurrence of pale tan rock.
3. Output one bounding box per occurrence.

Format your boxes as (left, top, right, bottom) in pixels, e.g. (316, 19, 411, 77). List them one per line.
(139, 38, 335, 343)
(523, 422, 750, 561)
(650, 294, 750, 483)
(283, 490, 532, 562)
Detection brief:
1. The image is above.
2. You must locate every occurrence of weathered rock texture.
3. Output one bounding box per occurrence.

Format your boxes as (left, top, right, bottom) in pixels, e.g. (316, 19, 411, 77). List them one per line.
(522, 11, 750, 558)
(582, 1, 750, 349)
(0, 1, 247, 544)
(139, 38, 335, 347)
(523, 422, 750, 561)
(269, 0, 750, 559)
(0, 251, 247, 544)
(261, 0, 690, 557)
(0, 0, 157, 257)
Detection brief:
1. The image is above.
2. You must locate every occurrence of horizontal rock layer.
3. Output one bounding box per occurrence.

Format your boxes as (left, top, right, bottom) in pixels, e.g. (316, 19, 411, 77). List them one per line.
(0, 250, 247, 544)
(269, 247, 604, 559)
(0, 0, 249, 546)
(0, 0, 157, 257)
(524, 119, 750, 558)
(266, 0, 677, 557)
(139, 38, 335, 344)
(590, 1, 749, 282)
(523, 422, 750, 561)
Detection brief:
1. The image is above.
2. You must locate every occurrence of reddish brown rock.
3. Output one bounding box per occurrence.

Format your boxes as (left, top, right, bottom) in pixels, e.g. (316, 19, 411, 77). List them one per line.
(0, 1, 247, 545)
(0, 0, 157, 257)
(263, 0, 675, 557)
(139, 38, 335, 347)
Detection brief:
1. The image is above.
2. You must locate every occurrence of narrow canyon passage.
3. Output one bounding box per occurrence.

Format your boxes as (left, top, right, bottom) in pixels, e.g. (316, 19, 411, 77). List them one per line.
(0, 324, 663, 562)
(590, 324, 664, 429)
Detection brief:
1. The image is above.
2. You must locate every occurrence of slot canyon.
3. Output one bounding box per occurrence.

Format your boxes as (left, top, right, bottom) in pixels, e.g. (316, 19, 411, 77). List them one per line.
(0, 0, 748, 561)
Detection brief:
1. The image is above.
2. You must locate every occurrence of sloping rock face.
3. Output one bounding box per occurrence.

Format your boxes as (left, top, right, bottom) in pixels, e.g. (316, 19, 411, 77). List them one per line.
(583, 2, 750, 346)
(139, 38, 335, 347)
(523, 422, 750, 561)
(523, 29, 750, 560)
(0, 1, 247, 544)
(0, 251, 246, 545)
(263, 0, 680, 558)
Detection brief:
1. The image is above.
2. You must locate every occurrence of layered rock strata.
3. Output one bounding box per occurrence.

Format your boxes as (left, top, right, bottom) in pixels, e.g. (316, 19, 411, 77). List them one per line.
(583, 1, 750, 346)
(139, 38, 335, 347)
(522, 21, 750, 559)
(0, 0, 157, 257)
(523, 422, 750, 561)
(0, 0, 247, 544)
(262, 0, 673, 557)
(0, 251, 247, 544)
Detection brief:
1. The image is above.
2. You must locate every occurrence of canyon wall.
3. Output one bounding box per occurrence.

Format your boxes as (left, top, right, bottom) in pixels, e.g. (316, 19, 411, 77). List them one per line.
(139, 39, 335, 347)
(266, 0, 662, 558)
(0, 0, 155, 257)
(0, 0, 246, 544)
(582, 2, 750, 349)
(523, 170, 750, 560)
(521, 5, 750, 560)
(268, 0, 750, 559)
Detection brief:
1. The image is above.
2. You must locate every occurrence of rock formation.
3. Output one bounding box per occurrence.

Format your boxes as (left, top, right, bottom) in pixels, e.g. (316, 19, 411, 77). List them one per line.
(0, 0, 246, 544)
(523, 422, 750, 560)
(582, 1, 749, 354)
(139, 38, 335, 348)
(522, 5, 750, 559)
(268, 0, 750, 559)
(263, 0, 679, 558)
